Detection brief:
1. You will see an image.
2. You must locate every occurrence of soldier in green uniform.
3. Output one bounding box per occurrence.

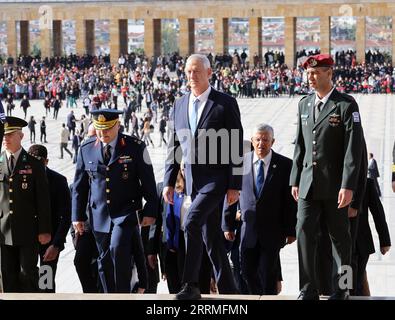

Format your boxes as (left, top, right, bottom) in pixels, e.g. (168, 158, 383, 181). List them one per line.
(0, 116, 52, 292)
(290, 54, 364, 300)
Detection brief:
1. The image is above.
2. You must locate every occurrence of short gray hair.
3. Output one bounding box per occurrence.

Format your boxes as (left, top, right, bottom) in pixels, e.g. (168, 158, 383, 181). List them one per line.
(186, 54, 211, 70)
(253, 123, 274, 137)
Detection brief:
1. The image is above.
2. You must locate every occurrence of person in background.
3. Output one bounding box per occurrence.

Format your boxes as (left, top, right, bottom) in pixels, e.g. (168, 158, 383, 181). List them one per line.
(28, 144, 71, 293)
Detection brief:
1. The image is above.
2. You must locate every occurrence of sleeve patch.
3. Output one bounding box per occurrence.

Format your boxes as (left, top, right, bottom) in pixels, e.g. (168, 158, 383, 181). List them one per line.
(352, 112, 360, 123)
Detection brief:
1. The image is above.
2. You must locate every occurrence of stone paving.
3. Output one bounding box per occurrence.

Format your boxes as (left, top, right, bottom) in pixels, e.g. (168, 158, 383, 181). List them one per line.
(7, 93, 395, 296)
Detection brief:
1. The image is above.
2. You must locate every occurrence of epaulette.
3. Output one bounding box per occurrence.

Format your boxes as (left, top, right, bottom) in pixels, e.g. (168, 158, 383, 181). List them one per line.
(300, 92, 313, 101)
(340, 92, 355, 102)
(129, 135, 143, 145)
(80, 136, 97, 148)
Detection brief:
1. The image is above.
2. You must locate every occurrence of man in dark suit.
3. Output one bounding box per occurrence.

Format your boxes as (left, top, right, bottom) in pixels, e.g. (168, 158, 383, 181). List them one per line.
(163, 54, 243, 299)
(223, 123, 297, 294)
(28, 144, 71, 293)
(0, 117, 52, 292)
(368, 153, 381, 197)
(290, 54, 364, 300)
(72, 109, 158, 293)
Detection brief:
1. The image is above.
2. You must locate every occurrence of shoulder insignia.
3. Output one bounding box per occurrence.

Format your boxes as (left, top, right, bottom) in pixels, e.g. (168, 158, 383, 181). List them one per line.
(341, 93, 355, 102)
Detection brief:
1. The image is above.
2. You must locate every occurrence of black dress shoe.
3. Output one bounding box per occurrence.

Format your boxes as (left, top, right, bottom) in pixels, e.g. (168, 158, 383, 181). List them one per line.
(175, 283, 201, 300)
(328, 290, 349, 300)
(297, 291, 320, 300)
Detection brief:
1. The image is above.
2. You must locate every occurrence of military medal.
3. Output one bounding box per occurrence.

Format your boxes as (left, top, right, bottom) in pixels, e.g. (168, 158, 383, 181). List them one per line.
(22, 182, 28, 189)
(122, 172, 129, 180)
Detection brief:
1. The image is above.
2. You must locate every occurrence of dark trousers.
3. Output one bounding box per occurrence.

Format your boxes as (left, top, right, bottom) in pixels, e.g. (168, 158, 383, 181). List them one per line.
(40, 129, 47, 143)
(73, 231, 100, 293)
(60, 143, 73, 158)
(165, 230, 212, 294)
(93, 219, 139, 293)
(354, 254, 369, 296)
(39, 244, 59, 293)
(317, 215, 359, 295)
(1, 244, 39, 292)
(241, 243, 280, 295)
(297, 195, 351, 295)
(182, 192, 237, 294)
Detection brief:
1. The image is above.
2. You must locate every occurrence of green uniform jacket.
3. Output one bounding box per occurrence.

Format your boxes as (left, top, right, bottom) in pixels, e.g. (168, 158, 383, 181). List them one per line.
(0, 149, 51, 246)
(290, 89, 363, 200)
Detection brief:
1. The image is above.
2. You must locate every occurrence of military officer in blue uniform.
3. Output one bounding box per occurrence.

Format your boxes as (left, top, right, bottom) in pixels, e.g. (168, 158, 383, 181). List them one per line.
(72, 109, 158, 293)
(0, 116, 52, 292)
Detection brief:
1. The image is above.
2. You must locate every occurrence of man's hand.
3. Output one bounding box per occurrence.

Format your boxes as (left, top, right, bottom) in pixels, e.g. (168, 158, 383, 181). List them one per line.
(348, 207, 358, 218)
(291, 186, 299, 202)
(147, 254, 158, 270)
(285, 236, 296, 245)
(43, 245, 59, 262)
(224, 231, 235, 241)
(337, 188, 353, 209)
(38, 233, 51, 245)
(73, 221, 85, 236)
(338, 188, 353, 208)
(226, 189, 239, 205)
(141, 217, 156, 227)
(392, 181, 395, 193)
(381, 246, 391, 255)
(163, 186, 174, 205)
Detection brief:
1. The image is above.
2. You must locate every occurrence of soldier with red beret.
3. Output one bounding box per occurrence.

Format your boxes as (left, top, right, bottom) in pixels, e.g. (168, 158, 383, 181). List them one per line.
(290, 54, 365, 300)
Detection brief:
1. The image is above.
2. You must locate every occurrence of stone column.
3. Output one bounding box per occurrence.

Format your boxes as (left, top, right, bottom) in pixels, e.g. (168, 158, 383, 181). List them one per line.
(356, 16, 366, 63)
(110, 19, 120, 65)
(320, 16, 331, 55)
(76, 19, 86, 55)
(179, 17, 195, 56)
(7, 20, 17, 58)
(214, 17, 229, 54)
(53, 20, 62, 57)
(85, 20, 95, 56)
(144, 18, 161, 59)
(20, 20, 30, 56)
(119, 19, 128, 56)
(249, 17, 262, 64)
(284, 17, 296, 67)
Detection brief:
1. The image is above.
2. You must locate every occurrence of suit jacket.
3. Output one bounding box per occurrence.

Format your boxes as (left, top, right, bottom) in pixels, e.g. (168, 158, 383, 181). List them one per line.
(46, 167, 71, 250)
(356, 178, 391, 256)
(290, 89, 363, 199)
(0, 149, 51, 246)
(164, 88, 243, 195)
(223, 150, 297, 250)
(72, 134, 158, 233)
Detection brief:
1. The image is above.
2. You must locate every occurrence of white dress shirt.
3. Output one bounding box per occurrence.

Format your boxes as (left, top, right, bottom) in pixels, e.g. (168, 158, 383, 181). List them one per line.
(188, 86, 212, 127)
(314, 86, 335, 109)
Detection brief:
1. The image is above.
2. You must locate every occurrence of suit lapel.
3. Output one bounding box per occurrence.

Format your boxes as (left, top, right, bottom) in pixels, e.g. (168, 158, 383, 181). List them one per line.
(246, 152, 256, 200)
(182, 92, 191, 130)
(306, 94, 316, 127)
(196, 88, 216, 133)
(257, 151, 278, 200)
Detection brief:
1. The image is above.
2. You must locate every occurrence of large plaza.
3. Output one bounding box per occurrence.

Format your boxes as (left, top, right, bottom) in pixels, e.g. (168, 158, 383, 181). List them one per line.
(5, 93, 394, 297)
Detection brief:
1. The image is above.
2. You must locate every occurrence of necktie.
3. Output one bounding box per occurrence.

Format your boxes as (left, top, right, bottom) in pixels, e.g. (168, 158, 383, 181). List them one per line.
(189, 98, 200, 134)
(10, 154, 15, 172)
(314, 101, 323, 122)
(103, 145, 112, 165)
(255, 160, 265, 195)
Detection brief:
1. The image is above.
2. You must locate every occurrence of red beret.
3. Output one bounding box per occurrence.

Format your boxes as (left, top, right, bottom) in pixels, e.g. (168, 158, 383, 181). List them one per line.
(302, 54, 334, 69)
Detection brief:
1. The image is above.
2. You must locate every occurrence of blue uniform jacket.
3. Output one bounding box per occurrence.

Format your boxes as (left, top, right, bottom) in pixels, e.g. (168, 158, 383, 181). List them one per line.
(72, 133, 158, 233)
